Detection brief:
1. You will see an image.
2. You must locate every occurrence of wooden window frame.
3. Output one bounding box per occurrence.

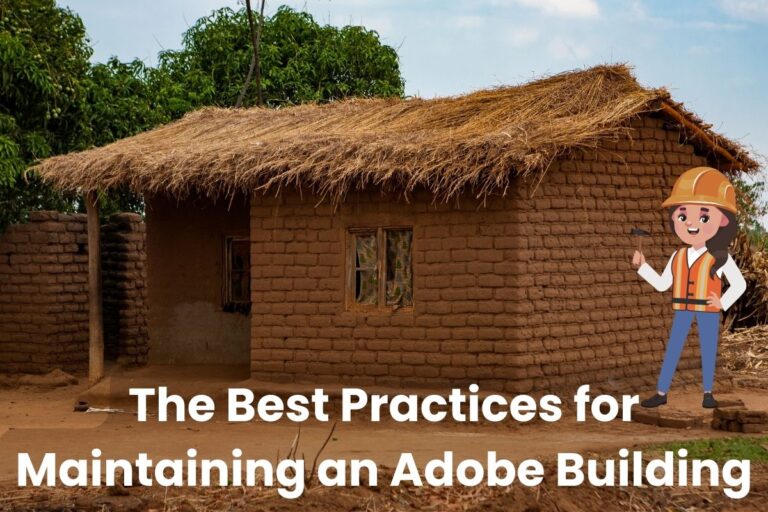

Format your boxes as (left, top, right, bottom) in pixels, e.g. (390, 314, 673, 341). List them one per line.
(346, 227, 413, 312)
(224, 236, 251, 307)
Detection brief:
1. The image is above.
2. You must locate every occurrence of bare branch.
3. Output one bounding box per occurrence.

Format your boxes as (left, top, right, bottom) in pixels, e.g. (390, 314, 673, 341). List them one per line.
(255, 0, 266, 106)
(236, 52, 257, 109)
(236, 0, 266, 108)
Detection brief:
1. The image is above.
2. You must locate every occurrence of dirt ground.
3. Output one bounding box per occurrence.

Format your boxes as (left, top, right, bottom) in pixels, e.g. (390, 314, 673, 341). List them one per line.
(1, 368, 767, 511)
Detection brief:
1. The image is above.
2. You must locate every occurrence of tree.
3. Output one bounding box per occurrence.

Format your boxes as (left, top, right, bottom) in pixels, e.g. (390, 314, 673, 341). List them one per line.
(156, 6, 404, 111)
(83, 57, 174, 213)
(85, 58, 171, 147)
(0, 0, 91, 228)
(734, 178, 768, 249)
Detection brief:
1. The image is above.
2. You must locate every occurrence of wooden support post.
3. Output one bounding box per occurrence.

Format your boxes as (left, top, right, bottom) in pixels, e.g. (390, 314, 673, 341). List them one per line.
(86, 192, 104, 384)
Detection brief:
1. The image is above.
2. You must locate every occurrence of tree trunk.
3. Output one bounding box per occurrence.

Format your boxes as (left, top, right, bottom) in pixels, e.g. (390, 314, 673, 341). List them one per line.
(236, 0, 266, 108)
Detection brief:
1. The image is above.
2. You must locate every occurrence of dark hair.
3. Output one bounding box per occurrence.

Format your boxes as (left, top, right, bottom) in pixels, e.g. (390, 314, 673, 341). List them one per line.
(668, 207, 738, 278)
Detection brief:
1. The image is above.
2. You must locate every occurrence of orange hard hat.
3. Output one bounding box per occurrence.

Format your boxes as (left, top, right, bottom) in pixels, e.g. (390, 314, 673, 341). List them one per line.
(661, 167, 737, 214)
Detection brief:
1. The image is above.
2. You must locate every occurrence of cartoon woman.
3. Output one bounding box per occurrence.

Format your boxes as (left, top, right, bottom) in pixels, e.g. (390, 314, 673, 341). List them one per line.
(632, 167, 746, 409)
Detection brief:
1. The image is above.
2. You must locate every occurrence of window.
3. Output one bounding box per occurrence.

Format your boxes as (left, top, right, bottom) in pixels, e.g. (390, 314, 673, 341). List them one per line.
(347, 228, 413, 309)
(352, 232, 378, 305)
(224, 237, 250, 310)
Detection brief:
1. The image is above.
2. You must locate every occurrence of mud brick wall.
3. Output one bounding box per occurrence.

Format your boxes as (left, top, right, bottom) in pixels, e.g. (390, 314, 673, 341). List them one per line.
(249, 114, 716, 393)
(0, 212, 89, 374)
(102, 213, 149, 366)
(0, 211, 149, 374)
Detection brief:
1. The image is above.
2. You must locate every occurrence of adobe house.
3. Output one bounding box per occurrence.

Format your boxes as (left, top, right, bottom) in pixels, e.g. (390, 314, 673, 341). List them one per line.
(35, 65, 757, 392)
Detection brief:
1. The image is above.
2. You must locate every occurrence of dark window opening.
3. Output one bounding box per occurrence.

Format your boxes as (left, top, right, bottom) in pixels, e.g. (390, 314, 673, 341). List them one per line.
(224, 237, 250, 314)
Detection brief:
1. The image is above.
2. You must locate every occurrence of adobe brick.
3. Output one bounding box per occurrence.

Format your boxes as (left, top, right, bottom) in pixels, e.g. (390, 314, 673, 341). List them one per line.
(451, 354, 477, 366)
(442, 238, 466, 250)
(466, 237, 493, 249)
(478, 274, 504, 287)
(378, 352, 401, 364)
(37, 222, 66, 233)
(413, 366, 440, 378)
(352, 350, 376, 363)
(400, 352, 425, 365)
(9, 253, 33, 265)
(441, 367, 466, 379)
(363, 364, 388, 376)
(463, 260, 491, 274)
(4, 232, 30, 245)
(450, 275, 475, 288)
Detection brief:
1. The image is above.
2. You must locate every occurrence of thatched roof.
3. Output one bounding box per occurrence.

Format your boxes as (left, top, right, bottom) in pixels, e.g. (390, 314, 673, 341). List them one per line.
(35, 64, 758, 202)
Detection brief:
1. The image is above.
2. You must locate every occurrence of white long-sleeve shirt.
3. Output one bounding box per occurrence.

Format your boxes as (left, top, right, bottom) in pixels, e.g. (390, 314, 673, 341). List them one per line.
(637, 246, 746, 311)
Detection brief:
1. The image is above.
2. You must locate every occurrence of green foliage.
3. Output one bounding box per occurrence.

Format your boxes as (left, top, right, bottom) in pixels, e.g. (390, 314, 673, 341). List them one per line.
(751, 223, 768, 250)
(85, 58, 171, 146)
(0, 0, 91, 228)
(734, 177, 768, 248)
(0, 172, 75, 228)
(651, 436, 768, 463)
(0, 3, 404, 230)
(82, 58, 174, 215)
(156, 6, 404, 109)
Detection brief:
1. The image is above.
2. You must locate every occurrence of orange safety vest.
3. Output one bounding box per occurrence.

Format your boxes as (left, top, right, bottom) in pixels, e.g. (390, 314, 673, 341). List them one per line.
(671, 248, 722, 313)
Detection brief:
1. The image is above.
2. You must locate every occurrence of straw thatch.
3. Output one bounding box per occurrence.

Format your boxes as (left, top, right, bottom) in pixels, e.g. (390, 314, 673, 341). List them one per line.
(34, 64, 757, 203)
(721, 325, 768, 376)
(724, 231, 768, 330)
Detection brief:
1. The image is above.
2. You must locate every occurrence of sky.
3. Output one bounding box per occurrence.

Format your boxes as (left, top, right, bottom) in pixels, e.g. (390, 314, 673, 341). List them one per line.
(63, 0, 768, 222)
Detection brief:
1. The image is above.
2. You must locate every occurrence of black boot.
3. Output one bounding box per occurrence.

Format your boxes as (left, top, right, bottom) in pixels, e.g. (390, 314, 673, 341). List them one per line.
(702, 393, 718, 409)
(641, 393, 667, 408)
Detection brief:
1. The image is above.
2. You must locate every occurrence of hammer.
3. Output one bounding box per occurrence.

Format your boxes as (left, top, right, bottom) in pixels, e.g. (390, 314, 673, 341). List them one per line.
(630, 227, 650, 252)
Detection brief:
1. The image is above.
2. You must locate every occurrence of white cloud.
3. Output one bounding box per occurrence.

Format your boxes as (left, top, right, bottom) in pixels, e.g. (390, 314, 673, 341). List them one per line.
(505, 27, 540, 47)
(687, 20, 745, 30)
(548, 36, 592, 59)
(619, 9, 746, 31)
(494, 0, 599, 19)
(687, 44, 718, 56)
(718, 0, 768, 21)
(448, 15, 485, 29)
(625, 0, 647, 18)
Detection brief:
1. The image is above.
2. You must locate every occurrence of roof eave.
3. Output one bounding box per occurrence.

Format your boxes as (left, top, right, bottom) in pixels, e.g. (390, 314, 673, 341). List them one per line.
(657, 101, 758, 173)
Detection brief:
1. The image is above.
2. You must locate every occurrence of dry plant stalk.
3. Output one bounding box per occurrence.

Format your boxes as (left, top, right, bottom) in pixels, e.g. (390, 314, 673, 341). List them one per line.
(724, 231, 768, 330)
(307, 421, 337, 487)
(720, 325, 768, 375)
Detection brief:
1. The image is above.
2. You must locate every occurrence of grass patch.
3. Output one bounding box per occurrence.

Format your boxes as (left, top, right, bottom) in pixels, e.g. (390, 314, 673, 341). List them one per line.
(650, 436, 768, 463)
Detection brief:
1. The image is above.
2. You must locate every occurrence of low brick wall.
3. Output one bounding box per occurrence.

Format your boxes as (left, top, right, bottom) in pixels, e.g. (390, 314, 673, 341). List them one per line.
(0, 211, 149, 374)
(0, 212, 89, 374)
(102, 213, 149, 366)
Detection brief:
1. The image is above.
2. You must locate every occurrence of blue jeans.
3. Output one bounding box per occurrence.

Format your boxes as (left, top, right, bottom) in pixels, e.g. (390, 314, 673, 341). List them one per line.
(657, 310, 720, 393)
